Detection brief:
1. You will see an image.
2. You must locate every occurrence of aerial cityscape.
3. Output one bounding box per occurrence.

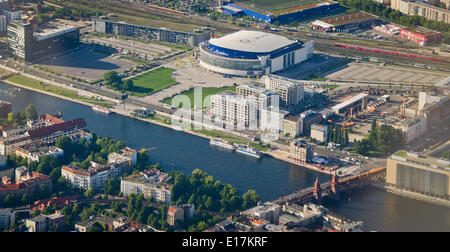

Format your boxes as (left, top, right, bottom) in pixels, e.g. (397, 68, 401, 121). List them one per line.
(0, 0, 448, 237)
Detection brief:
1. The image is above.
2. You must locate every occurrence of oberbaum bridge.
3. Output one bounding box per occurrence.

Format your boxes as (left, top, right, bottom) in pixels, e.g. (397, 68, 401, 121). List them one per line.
(272, 168, 386, 205)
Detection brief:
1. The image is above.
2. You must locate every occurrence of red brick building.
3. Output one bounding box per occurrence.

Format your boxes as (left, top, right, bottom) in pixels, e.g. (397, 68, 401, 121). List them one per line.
(400, 27, 442, 46)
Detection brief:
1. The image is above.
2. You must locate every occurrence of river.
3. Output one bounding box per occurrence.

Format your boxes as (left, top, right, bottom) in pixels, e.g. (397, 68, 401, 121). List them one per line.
(1, 82, 449, 232)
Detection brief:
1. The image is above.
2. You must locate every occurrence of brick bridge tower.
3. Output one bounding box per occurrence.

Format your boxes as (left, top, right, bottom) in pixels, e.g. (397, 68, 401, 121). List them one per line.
(313, 176, 322, 202)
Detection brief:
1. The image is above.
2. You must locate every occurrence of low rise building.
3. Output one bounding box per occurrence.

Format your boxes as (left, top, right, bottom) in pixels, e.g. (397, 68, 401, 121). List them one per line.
(242, 202, 281, 224)
(400, 27, 442, 45)
(120, 169, 171, 204)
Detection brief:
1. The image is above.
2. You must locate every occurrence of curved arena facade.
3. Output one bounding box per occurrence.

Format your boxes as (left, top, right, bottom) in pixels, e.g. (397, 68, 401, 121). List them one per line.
(200, 30, 314, 76)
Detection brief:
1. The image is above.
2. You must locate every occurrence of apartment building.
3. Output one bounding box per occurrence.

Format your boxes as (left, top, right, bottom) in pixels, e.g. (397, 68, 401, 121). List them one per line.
(0, 117, 86, 156)
(289, 140, 314, 163)
(0, 167, 51, 198)
(0, 208, 15, 229)
(25, 210, 65, 232)
(262, 74, 304, 107)
(108, 147, 138, 175)
(120, 169, 171, 204)
(283, 115, 301, 137)
(391, 0, 450, 23)
(61, 162, 120, 192)
(242, 202, 281, 224)
(210, 91, 257, 127)
(236, 82, 277, 112)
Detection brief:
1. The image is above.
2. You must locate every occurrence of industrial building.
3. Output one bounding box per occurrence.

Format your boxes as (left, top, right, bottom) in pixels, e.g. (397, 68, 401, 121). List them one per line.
(399, 27, 442, 45)
(386, 151, 450, 203)
(309, 12, 379, 32)
(331, 93, 368, 117)
(8, 20, 80, 61)
(200, 30, 313, 76)
(92, 19, 214, 47)
(223, 1, 341, 24)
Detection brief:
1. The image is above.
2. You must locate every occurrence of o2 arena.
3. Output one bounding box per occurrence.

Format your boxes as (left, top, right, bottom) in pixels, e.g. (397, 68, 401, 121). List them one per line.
(199, 30, 314, 76)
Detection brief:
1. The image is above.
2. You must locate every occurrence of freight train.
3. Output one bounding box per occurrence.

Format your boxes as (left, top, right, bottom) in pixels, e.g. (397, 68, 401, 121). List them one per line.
(335, 44, 448, 63)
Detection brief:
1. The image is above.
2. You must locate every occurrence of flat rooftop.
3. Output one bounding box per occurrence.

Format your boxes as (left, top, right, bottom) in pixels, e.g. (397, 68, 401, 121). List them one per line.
(319, 12, 378, 26)
(233, 0, 337, 15)
(392, 151, 450, 171)
(404, 26, 441, 36)
(209, 30, 298, 53)
(34, 25, 78, 41)
(331, 93, 368, 112)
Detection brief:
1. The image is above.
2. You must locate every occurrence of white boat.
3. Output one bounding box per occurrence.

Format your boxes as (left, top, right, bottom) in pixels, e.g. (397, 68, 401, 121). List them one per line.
(210, 139, 235, 150)
(236, 145, 262, 158)
(92, 106, 111, 114)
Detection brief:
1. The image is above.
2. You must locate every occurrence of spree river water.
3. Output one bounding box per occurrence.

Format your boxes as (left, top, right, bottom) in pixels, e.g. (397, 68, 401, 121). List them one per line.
(1, 82, 449, 232)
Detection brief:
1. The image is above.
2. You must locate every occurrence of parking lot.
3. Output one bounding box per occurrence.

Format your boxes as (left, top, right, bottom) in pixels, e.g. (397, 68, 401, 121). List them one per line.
(37, 47, 137, 81)
(325, 62, 449, 85)
(84, 35, 183, 60)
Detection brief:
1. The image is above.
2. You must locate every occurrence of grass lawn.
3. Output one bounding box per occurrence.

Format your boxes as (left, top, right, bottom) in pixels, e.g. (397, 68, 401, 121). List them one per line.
(7, 75, 114, 108)
(126, 67, 177, 97)
(162, 86, 236, 109)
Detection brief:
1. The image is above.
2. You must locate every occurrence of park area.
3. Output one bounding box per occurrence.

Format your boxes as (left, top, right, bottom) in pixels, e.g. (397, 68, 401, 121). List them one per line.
(125, 67, 177, 97)
(162, 86, 236, 109)
(6, 75, 114, 108)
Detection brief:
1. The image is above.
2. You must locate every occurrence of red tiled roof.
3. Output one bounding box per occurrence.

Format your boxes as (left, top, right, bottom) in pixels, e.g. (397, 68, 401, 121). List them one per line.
(285, 115, 299, 122)
(27, 118, 86, 139)
(41, 114, 65, 125)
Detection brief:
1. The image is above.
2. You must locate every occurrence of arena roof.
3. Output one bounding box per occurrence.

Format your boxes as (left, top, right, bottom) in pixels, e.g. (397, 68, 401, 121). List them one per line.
(208, 30, 298, 53)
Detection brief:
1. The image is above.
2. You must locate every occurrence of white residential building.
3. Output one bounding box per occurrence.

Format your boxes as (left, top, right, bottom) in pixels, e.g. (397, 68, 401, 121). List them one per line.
(61, 162, 121, 191)
(210, 91, 257, 127)
(120, 169, 171, 204)
(262, 74, 304, 107)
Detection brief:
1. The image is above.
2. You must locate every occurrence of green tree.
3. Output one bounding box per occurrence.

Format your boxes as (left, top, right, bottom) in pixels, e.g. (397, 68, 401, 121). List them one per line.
(242, 190, 260, 210)
(122, 79, 134, 92)
(103, 71, 122, 88)
(84, 188, 95, 198)
(25, 104, 38, 121)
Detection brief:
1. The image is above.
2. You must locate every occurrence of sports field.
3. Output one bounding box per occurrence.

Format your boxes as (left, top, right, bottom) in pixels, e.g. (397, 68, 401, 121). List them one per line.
(127, 67, 177, 97)
(162, 86, 236, 109)
(237, 0, 322, 11)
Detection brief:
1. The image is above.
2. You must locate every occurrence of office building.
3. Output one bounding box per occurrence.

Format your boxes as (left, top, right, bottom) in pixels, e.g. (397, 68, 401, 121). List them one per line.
(8, 20, 80, 61)
(92, 19, 214, 47)
(210, 91, 257, 127)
